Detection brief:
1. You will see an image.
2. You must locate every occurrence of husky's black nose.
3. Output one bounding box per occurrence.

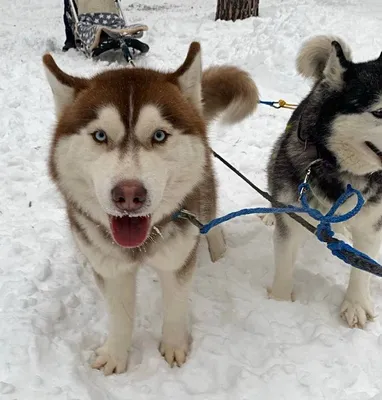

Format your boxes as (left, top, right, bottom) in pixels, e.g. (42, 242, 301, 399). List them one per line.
(111, 180, 147, 212)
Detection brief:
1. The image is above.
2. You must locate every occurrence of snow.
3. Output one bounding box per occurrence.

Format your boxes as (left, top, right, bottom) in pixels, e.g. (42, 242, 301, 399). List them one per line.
(1, 0, 382, 398)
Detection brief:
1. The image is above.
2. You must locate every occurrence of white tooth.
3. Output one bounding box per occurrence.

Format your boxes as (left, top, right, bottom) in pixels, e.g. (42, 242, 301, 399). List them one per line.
(153, 226, 163, 238)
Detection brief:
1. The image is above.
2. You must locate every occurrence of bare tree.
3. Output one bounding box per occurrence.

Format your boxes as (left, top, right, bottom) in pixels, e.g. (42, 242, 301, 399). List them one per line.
(215, 0, 259, 21)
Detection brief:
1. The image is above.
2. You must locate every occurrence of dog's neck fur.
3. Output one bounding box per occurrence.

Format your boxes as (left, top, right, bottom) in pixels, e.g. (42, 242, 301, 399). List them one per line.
(293, 96, 337, 166)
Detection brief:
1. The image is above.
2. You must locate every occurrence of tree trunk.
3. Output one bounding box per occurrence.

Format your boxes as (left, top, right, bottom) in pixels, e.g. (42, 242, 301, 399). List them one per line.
(215, 0, 259, 21)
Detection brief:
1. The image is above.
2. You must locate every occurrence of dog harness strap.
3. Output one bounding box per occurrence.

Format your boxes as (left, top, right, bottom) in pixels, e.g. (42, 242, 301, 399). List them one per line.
(173, 210, 204, 229)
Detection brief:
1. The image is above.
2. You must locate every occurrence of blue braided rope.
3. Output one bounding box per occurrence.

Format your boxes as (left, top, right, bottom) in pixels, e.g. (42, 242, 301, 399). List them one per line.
(200, 183, 364, 235)
(199, 205, 304, 234)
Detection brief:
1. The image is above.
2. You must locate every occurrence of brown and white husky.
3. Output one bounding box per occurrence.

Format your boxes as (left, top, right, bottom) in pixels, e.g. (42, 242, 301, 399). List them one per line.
(42, 42, 259, 375)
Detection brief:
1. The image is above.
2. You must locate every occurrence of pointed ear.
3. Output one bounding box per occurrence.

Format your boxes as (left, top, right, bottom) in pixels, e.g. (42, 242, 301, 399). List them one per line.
(42, 54, 89, 117)
(171, 42, 202, 111)
(323, 41, 351, 89)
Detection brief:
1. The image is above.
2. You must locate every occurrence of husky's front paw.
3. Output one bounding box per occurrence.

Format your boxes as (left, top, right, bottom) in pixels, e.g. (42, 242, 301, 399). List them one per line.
(159, 340, 189, 367)
(340, 298, 375, 329)
(91, 341, 129, 375)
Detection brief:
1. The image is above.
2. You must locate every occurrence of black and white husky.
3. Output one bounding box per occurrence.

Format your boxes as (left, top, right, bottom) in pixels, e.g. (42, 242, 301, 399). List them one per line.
(266, 35, 382, 328)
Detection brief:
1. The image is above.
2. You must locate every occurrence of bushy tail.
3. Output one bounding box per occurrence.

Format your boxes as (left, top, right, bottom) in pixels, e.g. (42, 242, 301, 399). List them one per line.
(296, 35, 352, 81)
(201, 66, 259, 125)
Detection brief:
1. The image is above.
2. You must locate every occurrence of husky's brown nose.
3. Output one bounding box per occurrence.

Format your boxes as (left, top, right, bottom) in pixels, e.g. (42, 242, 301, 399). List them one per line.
(111, 180, 147, 212)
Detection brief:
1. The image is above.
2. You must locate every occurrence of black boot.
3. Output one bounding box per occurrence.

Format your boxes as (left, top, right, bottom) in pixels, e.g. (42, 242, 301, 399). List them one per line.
(62, 39, 76, 52)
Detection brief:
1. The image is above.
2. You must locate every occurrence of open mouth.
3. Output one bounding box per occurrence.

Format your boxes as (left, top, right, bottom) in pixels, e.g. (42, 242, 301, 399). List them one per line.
(109, 214, 151, 248)
(365, 141, 382, 162)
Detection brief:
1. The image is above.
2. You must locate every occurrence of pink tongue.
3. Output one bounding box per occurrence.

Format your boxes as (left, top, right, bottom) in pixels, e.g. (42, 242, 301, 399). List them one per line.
(110, 216, 150, 248)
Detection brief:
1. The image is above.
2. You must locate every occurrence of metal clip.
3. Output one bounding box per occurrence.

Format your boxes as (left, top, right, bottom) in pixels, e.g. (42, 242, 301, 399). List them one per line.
(299, 167, 311, 200)
(176, 209, 203, 229)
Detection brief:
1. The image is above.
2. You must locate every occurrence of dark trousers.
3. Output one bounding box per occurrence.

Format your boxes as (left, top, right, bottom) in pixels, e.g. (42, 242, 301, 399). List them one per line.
(63, 0, 78, 45)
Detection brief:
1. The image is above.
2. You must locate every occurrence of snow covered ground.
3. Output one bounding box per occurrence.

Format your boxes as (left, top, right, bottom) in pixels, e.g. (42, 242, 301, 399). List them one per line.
(1, 0, 382, 398)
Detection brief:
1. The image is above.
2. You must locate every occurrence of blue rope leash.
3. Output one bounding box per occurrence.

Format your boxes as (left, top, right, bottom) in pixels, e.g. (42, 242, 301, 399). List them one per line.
(174, 183, 382, 277)
(199, 183, 363, 234)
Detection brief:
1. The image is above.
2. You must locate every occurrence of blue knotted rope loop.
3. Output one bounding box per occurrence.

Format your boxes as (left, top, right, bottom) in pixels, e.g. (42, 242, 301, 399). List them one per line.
(297, 183, 365, 242)
(297, 184, 382, 275)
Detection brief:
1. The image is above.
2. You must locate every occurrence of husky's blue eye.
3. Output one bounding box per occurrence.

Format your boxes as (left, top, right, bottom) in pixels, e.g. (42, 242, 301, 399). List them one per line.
(371, 109, 382, 119)
(152, 130, 168, 144)
(92, 130, 108, 143)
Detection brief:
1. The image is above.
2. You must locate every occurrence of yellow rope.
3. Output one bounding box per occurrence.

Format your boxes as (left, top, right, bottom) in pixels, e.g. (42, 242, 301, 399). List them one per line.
(277, 99, 298, 109)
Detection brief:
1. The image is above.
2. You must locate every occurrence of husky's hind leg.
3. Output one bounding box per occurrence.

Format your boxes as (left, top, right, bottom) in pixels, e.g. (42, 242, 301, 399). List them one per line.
(268, 214, 306, 301)
(200, 173, 226, 263)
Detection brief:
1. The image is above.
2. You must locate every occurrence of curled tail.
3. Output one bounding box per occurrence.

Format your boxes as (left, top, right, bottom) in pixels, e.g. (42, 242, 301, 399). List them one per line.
(201, 66, 259, 125)
(296, 35, 352, 81)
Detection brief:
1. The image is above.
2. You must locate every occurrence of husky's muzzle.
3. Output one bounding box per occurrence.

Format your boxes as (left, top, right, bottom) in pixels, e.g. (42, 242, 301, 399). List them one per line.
(108, 180, 152, 248)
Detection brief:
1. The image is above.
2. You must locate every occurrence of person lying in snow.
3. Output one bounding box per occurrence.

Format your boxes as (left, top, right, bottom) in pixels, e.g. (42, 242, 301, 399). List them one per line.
(61, 0, 149, 58)
(62, 0, 126, 52)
